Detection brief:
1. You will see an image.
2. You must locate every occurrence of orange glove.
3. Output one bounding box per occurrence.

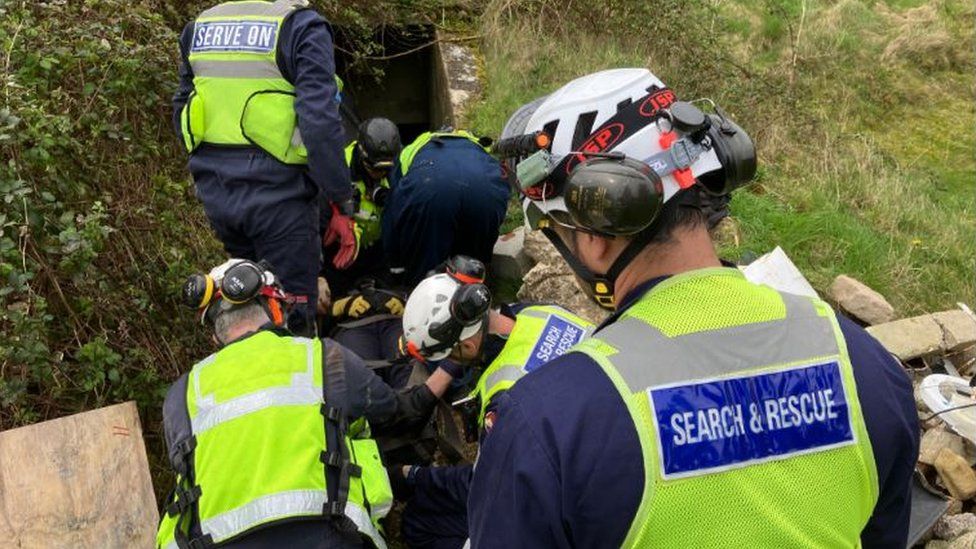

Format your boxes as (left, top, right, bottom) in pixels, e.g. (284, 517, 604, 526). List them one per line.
(323, 202, 361, 269)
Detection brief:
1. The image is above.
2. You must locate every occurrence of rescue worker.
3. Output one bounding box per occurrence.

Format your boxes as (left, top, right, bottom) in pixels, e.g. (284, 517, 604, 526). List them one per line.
(172, 0, 359, 337)
(381, 130, 510, 286)
(468, 68, 919, 547)
(391, 256, 594, 549)
(156, 259, 468, 549)
(323, 118, 402, 297)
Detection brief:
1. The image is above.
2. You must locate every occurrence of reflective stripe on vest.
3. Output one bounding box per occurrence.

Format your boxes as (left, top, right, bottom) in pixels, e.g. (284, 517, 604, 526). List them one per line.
(397, 130, 485, 176)
(575, 268, 879, 547)
(183, 0, 309, 163)
(474, 306, 593, 423)
(198, 490, 381, 547)
(160, 332, 389, 549)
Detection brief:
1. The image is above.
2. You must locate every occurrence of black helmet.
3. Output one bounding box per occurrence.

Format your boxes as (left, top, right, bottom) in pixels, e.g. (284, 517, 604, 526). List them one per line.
(357, 118, 401, 170)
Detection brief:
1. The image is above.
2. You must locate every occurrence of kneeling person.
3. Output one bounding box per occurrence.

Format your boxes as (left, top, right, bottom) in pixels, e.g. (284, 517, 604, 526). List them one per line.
(157, 260, 457, 549)
(393, 257, 594, 548)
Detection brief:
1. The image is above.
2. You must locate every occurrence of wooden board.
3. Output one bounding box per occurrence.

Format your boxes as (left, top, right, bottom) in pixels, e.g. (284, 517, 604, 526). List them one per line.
(0, 401, 158, 548)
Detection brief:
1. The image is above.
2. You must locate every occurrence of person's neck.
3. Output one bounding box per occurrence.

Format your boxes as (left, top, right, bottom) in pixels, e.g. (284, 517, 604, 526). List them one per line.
(488, 309, 515, 336)
(613, 226, 722, 305)
(220, 320, 269, 347)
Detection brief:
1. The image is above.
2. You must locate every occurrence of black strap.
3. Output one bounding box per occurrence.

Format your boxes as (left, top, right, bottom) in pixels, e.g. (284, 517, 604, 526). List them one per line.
(319, 348, 357, 533)
(541, 227, 615, 309)
(547, 86, 676, 190)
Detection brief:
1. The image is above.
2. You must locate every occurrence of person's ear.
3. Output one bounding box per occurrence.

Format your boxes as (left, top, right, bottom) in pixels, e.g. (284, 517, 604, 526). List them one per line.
(573, 231, 615, 273)
(459, 337, 480, 361)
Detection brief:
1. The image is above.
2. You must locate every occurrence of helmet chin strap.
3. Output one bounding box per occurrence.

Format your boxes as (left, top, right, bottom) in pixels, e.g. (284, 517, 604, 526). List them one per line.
(539, 188, 704, 310)
(541, 226, 652, 311)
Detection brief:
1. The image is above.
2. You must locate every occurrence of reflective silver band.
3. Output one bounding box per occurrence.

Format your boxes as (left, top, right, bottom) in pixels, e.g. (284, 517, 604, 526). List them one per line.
(346, 501, 387, 549)
(483, 366, 524, 393)
(200, 0, 308, 19)
(199, 490, 385, 548)
(190, 59, 283, 79)
(594, 292, 839, 392)
(161, 540, 178, 549)
(202, 489, 326, 542)
(190, 385, 320, 434)
(191, 338, 318, 432)
(291, 126, 304, 148)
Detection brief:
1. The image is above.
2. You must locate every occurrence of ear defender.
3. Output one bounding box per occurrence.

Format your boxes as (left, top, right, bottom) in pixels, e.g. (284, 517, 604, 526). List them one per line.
(563, 156, 664, 236)
(698, 113, 757, 196)
(220, 261, 265, 304)
(427, 282, 492, 348)
(182, 273, 215, 310)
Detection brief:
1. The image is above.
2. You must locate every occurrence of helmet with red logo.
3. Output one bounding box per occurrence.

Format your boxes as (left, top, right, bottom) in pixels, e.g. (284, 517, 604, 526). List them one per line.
(498, 68, 755, 236)
(495, 68, 757, 309)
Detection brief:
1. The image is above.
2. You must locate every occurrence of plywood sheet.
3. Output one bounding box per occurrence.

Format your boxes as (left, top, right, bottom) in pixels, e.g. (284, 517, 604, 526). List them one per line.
(0, 401, 158, 548)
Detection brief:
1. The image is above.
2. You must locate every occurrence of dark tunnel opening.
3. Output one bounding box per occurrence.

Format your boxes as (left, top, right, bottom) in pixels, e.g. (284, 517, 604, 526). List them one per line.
(333, 24, 449, 146)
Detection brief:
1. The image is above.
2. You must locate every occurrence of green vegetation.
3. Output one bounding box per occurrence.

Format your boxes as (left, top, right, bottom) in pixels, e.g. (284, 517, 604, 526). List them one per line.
(470, 0, 975, 315)
(0, 0, 971, 509)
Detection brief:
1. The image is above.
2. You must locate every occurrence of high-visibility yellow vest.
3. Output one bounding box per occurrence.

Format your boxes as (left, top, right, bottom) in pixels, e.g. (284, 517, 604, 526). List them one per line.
(155, 331, 392, 549)
(345, 141, 389, 247)
(397, 130, 486, 176)
(472, 305, 593, 424)
(180, 0, 310, 164)
(574, 268, 879, 547)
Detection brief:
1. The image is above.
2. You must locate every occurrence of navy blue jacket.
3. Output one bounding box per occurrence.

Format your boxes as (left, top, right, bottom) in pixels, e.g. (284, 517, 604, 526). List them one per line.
(381, 137, 510, 286)
(173, 8, 352, 204)
(468, 277, 920, 548)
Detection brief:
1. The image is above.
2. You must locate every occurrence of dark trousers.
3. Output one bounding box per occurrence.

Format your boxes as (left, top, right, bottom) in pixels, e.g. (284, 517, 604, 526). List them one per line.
(401, 465, 473, 549)
(190, 147, 320, 337)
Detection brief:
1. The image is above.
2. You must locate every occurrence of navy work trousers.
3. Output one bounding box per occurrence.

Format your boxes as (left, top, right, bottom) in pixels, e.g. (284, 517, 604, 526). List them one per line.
(190, 147, 320, 337)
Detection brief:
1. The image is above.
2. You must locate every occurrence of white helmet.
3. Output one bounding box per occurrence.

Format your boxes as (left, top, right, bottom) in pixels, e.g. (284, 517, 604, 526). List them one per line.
(402, 273, 490, 361)
(496, 68, 756, 309)
(499, 67, 750, 232)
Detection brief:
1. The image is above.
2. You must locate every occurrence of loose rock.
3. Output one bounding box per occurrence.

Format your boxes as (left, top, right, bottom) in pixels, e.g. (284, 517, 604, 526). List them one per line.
(949, 530, 976, 549)
(932, 310, 976, 353)
(935, 514, 976, 540)
(491, 227, 532, 280)
(921, 427, 969, 466)
(829, 275, 896, 325)
(934, 448, 976, 501)
(868, 316, 946, 361)
(518, 262, 609, 325)
(523, 228, 558, 265)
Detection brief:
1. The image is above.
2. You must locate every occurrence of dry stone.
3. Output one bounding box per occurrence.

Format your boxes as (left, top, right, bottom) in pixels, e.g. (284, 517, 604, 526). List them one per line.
(934, 448, 976, 501)
(491, 227, 532, 280)
(868, 316, 945, 360)
(949, 531, 976, 549)
(932, 310, 976, 353)
(929, 541, 952, 549)
(921, 426, 968, 466)
(518, 262, 609, 325)
(936, 514, 976, 540)
(828, 275, 896, 325)
(523, 228, 559, 264)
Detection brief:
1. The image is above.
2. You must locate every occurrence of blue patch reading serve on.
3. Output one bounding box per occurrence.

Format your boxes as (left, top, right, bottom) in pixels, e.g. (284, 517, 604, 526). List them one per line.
(192, 21, 279, 54)
(523, 316, 586, 373)
(649, 361, 854, 479)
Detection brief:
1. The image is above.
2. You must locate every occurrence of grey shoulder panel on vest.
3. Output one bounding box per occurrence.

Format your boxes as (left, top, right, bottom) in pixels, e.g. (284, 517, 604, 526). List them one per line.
(596, 291, 840, 392)
(162, 372, 193, 469)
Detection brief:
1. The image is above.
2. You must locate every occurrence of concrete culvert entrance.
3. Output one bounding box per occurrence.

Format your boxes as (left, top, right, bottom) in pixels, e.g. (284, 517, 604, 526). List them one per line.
(334, 24, 451, 144)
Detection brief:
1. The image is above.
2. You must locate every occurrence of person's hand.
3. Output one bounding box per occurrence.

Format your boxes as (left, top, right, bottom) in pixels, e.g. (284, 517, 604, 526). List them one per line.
(316, 277, 331, 315)
(323, 202, 361, 269)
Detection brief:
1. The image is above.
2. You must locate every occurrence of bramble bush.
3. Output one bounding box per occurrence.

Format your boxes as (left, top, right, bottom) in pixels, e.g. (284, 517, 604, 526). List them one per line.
(0, 0, 225, 485)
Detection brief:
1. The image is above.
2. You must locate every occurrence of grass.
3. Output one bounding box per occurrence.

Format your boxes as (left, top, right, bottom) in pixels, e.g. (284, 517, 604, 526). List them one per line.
(469, 0, 975, 316)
